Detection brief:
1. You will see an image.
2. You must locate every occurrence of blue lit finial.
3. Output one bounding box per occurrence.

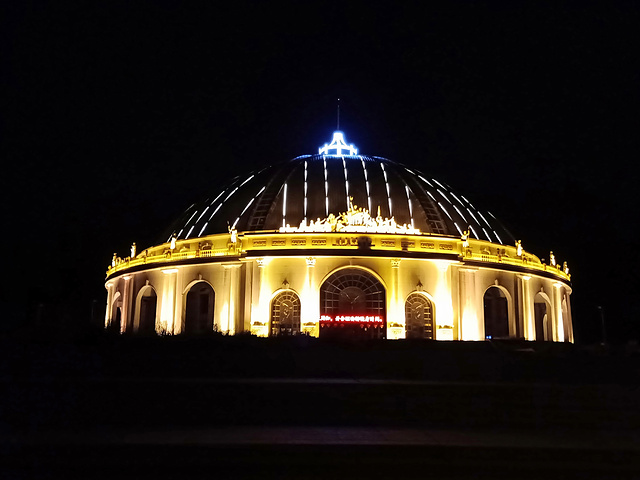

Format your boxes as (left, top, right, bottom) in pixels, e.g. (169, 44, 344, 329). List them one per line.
(319, 131, 358, 156)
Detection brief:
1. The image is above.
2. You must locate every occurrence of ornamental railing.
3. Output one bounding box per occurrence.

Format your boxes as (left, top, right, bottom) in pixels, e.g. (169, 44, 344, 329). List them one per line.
(107, 247, 231, 277)
(107, 233, 570, 282)
(464, 250, 570, 281)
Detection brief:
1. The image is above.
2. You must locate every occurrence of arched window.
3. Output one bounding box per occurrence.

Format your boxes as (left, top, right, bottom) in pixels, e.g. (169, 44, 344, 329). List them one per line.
(109, 292, 122, 333)
(319, 268, 386, 340)
(534, 293, 551, 341)
(184, 282, 215, 334)
(483, 286, 509, 339)
(405, 293, 434, 339)
(137, 286, 157, 334)
(270, 290, 301, 336)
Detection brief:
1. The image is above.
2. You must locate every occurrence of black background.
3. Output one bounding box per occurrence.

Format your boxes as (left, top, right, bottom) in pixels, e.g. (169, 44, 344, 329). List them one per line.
(4, 1, 639, 343)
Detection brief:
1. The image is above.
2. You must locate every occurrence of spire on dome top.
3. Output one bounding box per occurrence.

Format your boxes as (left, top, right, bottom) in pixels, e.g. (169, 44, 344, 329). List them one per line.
(319, 131, 358, 156)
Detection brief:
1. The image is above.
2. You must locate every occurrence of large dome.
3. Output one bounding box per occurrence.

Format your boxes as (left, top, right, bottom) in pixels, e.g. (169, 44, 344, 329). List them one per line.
(163, 134, 514, 245)
(106, 130, 572, 343)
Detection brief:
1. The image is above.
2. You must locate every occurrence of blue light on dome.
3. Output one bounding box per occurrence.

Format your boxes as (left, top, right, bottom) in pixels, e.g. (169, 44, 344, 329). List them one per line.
(319, 131, 358, 156)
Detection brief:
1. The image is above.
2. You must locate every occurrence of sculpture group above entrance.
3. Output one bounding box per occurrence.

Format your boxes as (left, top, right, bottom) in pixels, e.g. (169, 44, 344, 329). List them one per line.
(279, 197, 422, 235)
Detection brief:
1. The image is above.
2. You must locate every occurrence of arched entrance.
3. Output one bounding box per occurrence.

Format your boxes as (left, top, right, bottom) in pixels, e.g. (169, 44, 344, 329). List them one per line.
(270, 290, 301, 336)
(110, 292, 122, 333)
(319, 267, 386, 340)
(534, 292, 551, 341)
(184, 282, 215, 334)
(405, 293, 434, 339)
(136, 286, 157, 334)
(483, 286, 509, 339)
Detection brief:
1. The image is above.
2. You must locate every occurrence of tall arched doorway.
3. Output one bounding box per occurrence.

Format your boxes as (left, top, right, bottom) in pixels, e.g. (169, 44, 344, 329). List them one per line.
(110, 292, 122, 333)
(136, 286, 157, 334)
(483, 286, 509, 339)
(534, 292, 551, 341)
(270, 290, 301, 336)
(405, 293, 434, 339)
(319, 267, 386, 340)
(184, 282, 215, 334)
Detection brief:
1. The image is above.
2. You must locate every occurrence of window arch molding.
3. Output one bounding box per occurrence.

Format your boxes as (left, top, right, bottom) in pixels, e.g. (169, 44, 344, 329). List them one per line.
(134, 283, 158, 333)
(482, 284, 514, 339)
(534, 291, 552, 341)
(270, 288, 301, 337)
(182, 280, 216, 335)
(109, 291, 123, 331)
(318, 265, 388, 293)
(404, 291, 436, 340)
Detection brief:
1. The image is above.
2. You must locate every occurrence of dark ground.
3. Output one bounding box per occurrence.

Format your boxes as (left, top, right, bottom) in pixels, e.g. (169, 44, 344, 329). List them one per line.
(2, 330, 640, 479)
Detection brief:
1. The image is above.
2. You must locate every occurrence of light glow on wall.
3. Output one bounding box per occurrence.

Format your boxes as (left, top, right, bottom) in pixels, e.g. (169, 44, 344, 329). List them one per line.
(251, 259, 272, 336)
(432, 260, 455, 339)
(301, 260, 319, 335)
(160, 269, 177, 334)
(220, 301, 229, 334)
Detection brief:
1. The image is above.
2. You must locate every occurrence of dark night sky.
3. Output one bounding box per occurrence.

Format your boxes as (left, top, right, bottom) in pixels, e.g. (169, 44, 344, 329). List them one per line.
(3, 1, 639, 343)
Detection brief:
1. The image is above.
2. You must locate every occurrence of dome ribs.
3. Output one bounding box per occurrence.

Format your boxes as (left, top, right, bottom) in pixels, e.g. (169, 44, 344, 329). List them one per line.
(359, 156, 390, 218)
(306, 158, 329, 223)
(158, 153, 516, 244)
(249, 162, 305, 231)
(325, 156, 350, 216)
(382, 162, 413, 227)
(246, 165, 291, 232)
(342, 157, 368, 215)
(399, 168, 449, 235)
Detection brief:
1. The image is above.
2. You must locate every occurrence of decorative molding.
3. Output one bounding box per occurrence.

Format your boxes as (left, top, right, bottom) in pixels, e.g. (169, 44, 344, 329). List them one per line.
(278, 197, 421, 235)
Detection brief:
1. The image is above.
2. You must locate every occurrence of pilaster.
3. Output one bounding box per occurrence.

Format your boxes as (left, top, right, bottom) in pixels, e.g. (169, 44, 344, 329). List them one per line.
(458, 267, 480, 340)
(517, 274, 534, 340)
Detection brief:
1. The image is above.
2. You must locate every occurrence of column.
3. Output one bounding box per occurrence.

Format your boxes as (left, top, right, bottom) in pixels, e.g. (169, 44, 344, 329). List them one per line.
(302, 257, 319, 336)
(104, 282, 114, 328)
(121, 276, 132, 333)
(251, 258, 270, 337)
(433, 260, 455, 340)
(458, 267, 480, 340)
(388, 258, 403, 339)
(517, 275, 534, 340)
(243, 262, 253, 332)
(553, 282, 564, 342)
(160, 268, 178, 334)
(564, 292, 574, 343)
(224, 263, 241, 335)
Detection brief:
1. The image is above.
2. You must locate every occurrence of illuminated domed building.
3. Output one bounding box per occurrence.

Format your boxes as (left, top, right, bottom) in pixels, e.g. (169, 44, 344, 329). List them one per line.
(105, 131, 573, 342)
